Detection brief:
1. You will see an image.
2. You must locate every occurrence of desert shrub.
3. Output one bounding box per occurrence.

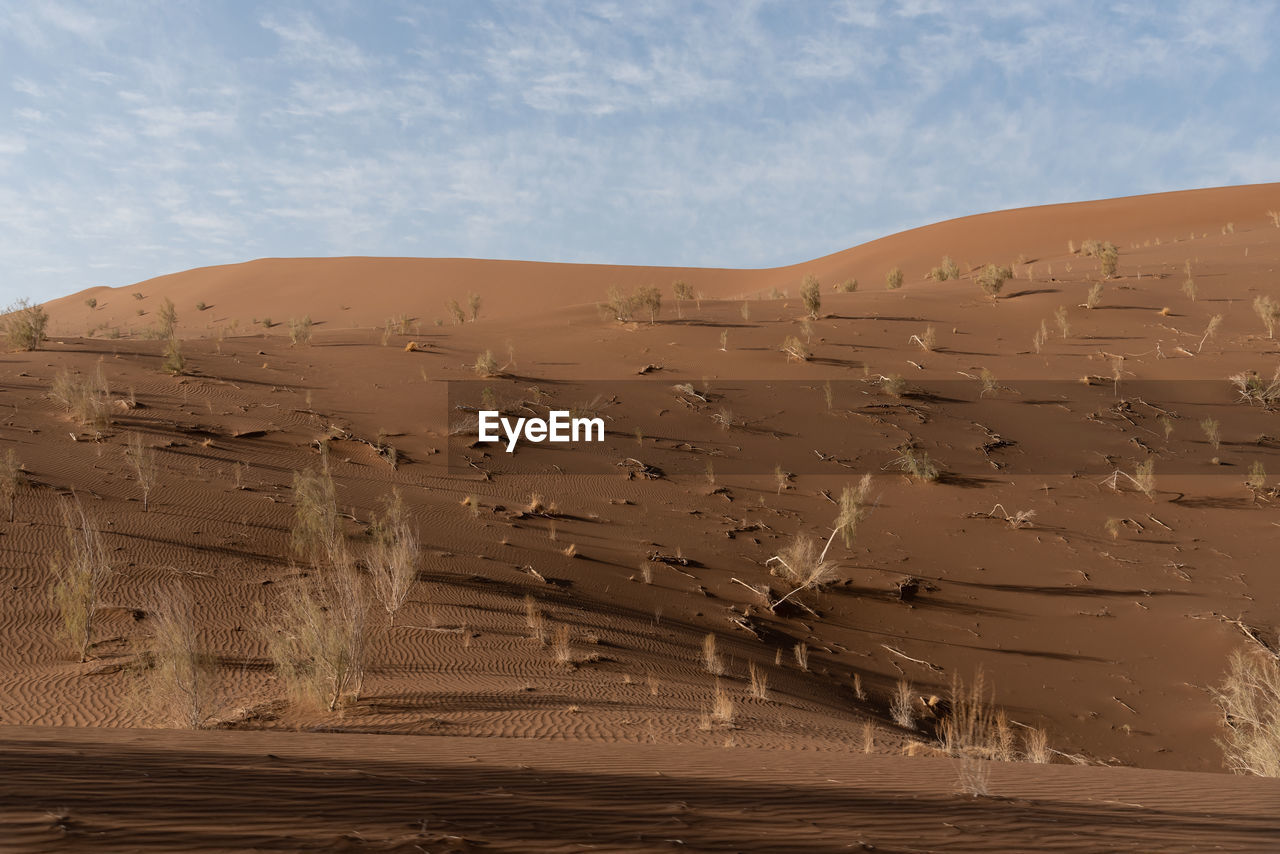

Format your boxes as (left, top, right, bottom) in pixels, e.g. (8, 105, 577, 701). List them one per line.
(781, 335, 810, 362)
(125, 433, 158, 512)
(909, 326, 936, 351)
(138, 582, 219, 728)
(50, 365, 110, 427)
(1054, 305, 1070, 338)
(48, 502, 111, 661)
(672, 280, 694, 301)
(711, 679, 734, 724)
(263, 558, 367, 711)
(288, 315, 313, 346)
(1200, 314, 1223, 352)
(891, 678, 915, 728)
(793, 641, 809, 671)
(892, 447, 939, 482)
(702, 632, 724, 675)
(886, 267, 904, 290)
(2, 299, 49, 351)
(1133, 458, 1156, 498)
(195, 301, 208, 311)
(1247, 461, 1267, 492)
(1254, 296, 1280, 338)
(1, 449, 24, 523)
(748, 660, 768, 700)
(368, 488, 418, 626)
(474, 350, 499, 377)
(1201, 418, 1221, 451)
(930, 256, 960, 281)
(1084, 281, 1103, 309)
(133, 292, 145, 301)
(976, 263, 1012, 299)
(635, 284, 662, 323)
(601, 286, 634, 322)
(1213, 648, 1280, 776)
(800, 274, 821, 318)
(86, 298, 97, 309)
(1230, 369, 1280, 407)
(1098, 243, 1119, 276)
(839, 278, 858, 293)
(156, 297, 178, 339)
(468, 292, 481, 322)
(162, 336, 185, 375)
(291, 467, 340, 567)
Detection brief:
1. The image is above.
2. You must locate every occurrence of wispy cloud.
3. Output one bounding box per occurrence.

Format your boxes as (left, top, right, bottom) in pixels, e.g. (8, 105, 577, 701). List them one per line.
(0, 1, 1275, 303)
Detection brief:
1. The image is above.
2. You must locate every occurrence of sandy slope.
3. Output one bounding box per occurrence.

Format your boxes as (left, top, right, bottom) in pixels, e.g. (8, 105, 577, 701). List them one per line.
(3, 180, 1280, 849)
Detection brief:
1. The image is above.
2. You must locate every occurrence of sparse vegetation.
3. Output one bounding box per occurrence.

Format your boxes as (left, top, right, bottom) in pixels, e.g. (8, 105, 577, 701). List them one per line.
(1, 449, 23, 523)
(891, 447, 939, 482)
(781, 335, 810, 362)
(288, 315, 313, 346)
(976, 263, 1011, 299)
(468, 292, 481, 322)
(48, 502, 111, 662)
(1201, 418, 1221, 451)
(602, 287, 636, 322)
(910, 326, 936, 351)
(126, 433, 158, 512)
(800, 275, 821, 318)
(156, 297, 178, 339)
(2, 299, 49, 351)
(290, 467, 340, 567)
(838, 278, 858, 292)
(1084, 282, 1103, 309)
(929, 256, 961, 281)
(1055, 305, 1070, 338)
(1200, 314, 1223, 352)
(1254, 295, 1279, 338)
(474, 350, 500, 377)
(891, 678, 915, 728)
(702, 633, 725, 675)
(886, 267, 904, 290)
(1230, 369, 1280, 407)
(367, 488, 419, 627)
(138, 582, 219, 728)
(51, 365, 110, 427)
(635, 285, 662, 323)
(162, 336, 185, 375)
(1213, 648, 1280, 776)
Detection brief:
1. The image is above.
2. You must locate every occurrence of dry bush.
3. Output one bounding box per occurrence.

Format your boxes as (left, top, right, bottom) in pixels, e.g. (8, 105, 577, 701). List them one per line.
(672, 280, 694, 301)
(2, 299, 49, 351)
(162, 336, 185, 375)
(748, 660, 769, 700)
(156, 297, 178, 339)
(1, 448, 24, 523)
(138, 581, 219, 728)
(291, 467, 340, 567)
(839, 278, 858, 292)
(1268, 210, 1280, 228)
(446, 299, 466, 325)
(1230, 369, 1280, 407)
(1084, 281, 1103, 309)
(468, 292, 481, 322)
(800, 274, 821, 318)
(1097, 243, 1119, 277)
(51, 365, 110, 427)
(263, 557, 368, 711)
(1212, 648, 1280, 776)
(939, 670, 1003, 759)
(976, 263, 1012, 299)
(1032, 319, 1048, 353)
(1199, 314, 1223, 352)
(1023, 727, 1051, 763)
(1055, 305, 1070, 338)
(910, 326, 936, 351)
(601, 286, 636, 322)
(711, 679, 735, 724)
(1201, 418, 1221, 451)
(891, 678, 915, 728)
(1247, 461, 1267, 492)
(125, 432, 158, 512)
(1133, 458, 1157, 499)
(793, 641, 809, 671)
(368, 488, 419, 626)
(48, 502, 111, 662)
(886, 267, 904, 290)
(781, 335, 810, 362)
(552, 624, 573, 664)
(473, 350, 499, 377)
(1183, 260, 1197, 300)
(702, 632, 725, 675)
(288, 315, 313, 346)
(524, 595, 547, 644)
(635, 285, 662, 323)
(1254, 295, 1280, 338)
(954, 754, 992, 797)
(891, 447, 939, 482)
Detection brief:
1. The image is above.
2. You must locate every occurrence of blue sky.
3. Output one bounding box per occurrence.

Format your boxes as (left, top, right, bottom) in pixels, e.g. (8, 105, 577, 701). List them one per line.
(1, 1, 1276, 304)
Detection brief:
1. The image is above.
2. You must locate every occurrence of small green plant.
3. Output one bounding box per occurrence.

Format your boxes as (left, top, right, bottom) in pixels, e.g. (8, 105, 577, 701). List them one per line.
(2, 299, 49, 351)
(800, 274, 821, 318)
(886, 267, 904, 290)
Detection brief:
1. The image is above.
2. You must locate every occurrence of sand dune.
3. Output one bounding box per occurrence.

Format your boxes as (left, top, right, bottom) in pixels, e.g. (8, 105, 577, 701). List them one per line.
(5, 180, 1280, 849)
